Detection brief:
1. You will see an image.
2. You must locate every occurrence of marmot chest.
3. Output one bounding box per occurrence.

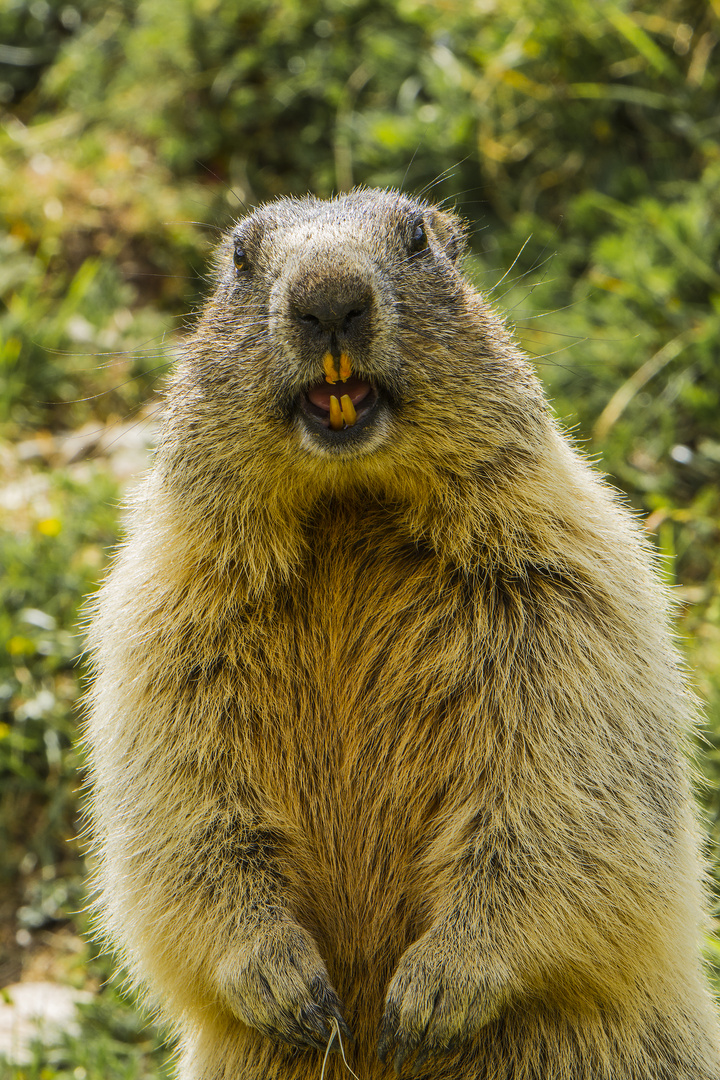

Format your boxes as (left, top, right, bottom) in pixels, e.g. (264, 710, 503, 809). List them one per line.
(245, 526, 477, 832)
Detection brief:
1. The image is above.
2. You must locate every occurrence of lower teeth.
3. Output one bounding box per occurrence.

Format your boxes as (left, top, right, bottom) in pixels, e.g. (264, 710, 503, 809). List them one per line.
(329, 394, 357, 430)
(341, 394, 357, 426)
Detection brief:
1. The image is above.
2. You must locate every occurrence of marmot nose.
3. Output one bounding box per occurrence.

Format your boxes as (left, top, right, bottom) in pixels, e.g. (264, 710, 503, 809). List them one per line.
(293, 295, 369, 335)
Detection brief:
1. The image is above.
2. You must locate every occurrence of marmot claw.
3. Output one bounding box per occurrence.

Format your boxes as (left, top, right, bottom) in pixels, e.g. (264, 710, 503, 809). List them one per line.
(219, 919, 351, 1051)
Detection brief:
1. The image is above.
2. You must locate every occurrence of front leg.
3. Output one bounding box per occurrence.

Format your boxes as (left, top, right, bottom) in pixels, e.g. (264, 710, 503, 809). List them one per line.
(217, 907, 351, 1051)
(377, 914, 510, 1075)
(376, 756, 684, 1075)
(97, 793, 352, 1055)
(188, 812, 351, 1052)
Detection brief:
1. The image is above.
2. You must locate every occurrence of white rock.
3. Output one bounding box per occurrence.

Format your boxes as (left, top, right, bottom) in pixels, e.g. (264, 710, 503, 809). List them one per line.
(0, 982, 93, 1065)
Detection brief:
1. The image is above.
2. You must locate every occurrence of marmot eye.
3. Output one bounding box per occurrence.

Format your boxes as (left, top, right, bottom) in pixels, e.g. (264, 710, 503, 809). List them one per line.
(409, 219, 428, 254)
(233, 244, 249, 274)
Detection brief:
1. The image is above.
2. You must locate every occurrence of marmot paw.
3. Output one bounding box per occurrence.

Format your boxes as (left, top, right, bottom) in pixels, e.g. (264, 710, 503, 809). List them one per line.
(218, 919, 351, 1052)
(377, 930, 506, 1076)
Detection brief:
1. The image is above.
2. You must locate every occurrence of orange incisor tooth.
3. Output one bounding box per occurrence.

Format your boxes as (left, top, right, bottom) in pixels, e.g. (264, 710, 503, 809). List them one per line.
(339, 352, 352, 381)
(329, 395, 343, 430)
(323, 352, 340, 385)
(340, 395, 357, 427)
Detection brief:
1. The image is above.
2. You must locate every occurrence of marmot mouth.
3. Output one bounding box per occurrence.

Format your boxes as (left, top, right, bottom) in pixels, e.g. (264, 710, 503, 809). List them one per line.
(298, 374, 379, 437)
(302, 375, 375, 427)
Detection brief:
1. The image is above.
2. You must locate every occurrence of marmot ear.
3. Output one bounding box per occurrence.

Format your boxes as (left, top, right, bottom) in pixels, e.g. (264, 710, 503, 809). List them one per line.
(429, 209, 467, 265)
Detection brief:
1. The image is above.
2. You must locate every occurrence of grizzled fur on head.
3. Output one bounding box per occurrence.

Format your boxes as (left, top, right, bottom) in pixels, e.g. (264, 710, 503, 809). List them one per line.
(162, 189, 548, 587)
(84, 188, 720, 1080)
(217, 190, 469, 420)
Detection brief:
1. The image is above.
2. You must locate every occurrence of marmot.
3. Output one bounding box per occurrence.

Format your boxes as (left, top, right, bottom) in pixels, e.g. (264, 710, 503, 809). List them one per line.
(84, 188, 720, 1080)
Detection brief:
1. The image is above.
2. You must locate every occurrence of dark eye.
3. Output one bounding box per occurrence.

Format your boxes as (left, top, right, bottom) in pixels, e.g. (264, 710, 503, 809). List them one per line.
(409, 218, 428, 254)
(233, 243, 249, 274)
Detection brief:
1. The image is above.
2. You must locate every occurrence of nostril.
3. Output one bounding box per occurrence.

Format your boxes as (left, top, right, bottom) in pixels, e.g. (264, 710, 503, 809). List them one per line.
(292, 296, 370, 333)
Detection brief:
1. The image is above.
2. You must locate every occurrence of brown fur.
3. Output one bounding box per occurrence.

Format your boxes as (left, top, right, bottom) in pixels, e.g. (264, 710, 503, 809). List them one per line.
(84, 189, 720, 1080)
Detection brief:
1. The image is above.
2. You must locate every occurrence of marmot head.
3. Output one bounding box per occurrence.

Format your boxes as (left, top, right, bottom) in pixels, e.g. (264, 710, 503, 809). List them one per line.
(176, 189, 546, 469)
(229, 188, 469, 459)
(162, 190, 552, 575)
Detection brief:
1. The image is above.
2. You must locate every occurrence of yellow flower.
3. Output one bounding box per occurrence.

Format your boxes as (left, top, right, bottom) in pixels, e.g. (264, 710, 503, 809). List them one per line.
(7, 636, 34, 657)
(38, 518, 62, 537)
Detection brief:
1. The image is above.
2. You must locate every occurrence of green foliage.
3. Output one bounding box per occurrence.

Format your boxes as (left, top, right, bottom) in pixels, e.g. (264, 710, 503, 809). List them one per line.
(0, 0, 94, 106)
(0, 464, 120, 882)
(1, 0, 719, 1068)
(23, 0, 718, 213)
